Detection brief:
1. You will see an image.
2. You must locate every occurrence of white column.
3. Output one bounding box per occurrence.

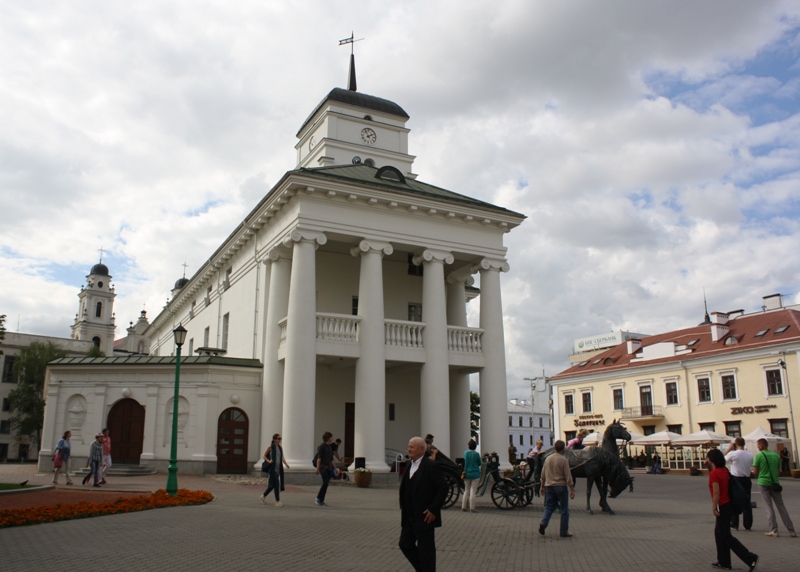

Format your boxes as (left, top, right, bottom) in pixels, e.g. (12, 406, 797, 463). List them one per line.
(446, 269, 474, 458)
(140, 385, 159, 460)
(473, 258, 510, 466)
(414, 249, 454, 456)
(351, 239, 392, 472)
(258, 247, 292, 464)
(281, 230, 326, 469)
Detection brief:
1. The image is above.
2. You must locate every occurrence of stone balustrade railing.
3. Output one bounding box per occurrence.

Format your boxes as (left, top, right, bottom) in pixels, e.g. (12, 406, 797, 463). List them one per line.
(447, 326, 484, 353)
(384, 319, 425, 348)
(316, 313, 361, 342)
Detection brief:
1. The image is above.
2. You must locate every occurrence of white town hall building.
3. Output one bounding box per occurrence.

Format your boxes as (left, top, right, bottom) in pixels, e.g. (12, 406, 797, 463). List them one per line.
(39, 60, 525, 477)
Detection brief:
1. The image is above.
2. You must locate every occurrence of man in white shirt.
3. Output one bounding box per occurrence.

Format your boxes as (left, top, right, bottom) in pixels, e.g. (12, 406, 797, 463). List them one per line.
(725, 437, 754, 530)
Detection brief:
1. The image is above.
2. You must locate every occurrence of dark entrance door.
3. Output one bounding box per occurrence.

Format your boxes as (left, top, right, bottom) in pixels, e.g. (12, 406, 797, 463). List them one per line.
(107, 399, 145, 464)
(344, 402, 355, 459)
(217, 408, 248, 474)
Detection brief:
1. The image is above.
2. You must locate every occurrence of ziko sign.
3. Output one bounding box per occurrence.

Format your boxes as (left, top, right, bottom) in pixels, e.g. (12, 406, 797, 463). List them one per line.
(730, 404, 777, 415)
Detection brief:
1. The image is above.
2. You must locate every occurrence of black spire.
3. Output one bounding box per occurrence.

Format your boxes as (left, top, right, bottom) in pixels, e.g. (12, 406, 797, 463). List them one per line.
(348, 53, 357, 92)
(700, 288, 711, 325)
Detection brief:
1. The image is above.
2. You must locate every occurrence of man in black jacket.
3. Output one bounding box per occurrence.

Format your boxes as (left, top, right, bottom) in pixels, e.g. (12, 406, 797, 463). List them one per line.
(399, 436, 448, 572)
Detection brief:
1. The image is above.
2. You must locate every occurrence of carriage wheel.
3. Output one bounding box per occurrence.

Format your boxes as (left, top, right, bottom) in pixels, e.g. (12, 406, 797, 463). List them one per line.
(442, 474, 460, 509)
(491, 480, 517, 510)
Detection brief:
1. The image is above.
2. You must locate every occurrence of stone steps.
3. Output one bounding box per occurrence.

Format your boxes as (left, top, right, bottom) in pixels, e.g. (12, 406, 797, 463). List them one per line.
(72, 464, 158, 477)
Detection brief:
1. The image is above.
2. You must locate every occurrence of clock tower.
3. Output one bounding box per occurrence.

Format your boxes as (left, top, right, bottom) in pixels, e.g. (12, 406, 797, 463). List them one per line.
(295, 54, 417, 178)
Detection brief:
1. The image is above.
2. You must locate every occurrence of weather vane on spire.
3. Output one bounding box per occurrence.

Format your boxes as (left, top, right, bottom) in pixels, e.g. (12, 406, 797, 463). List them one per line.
(339, 31, 364, 92)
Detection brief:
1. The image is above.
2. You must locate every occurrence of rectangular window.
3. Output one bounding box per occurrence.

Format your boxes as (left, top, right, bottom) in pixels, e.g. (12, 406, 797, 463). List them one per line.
(408, 303, 423, 322)
(221, 313, 229, 350)
(2, 356, 17, 384)
(539, 418, 543, 428)
(697, 378, 711, 403)
(508, 416, 512, 427)
(639, 386, 653, 415)
(530, 435, 533, 445)
(529, 417, 532, 428)
(388, 403, 395, 421)
(721, 374, 737, 400)
(769, 419, 788, 438)
(724, 421, 741, 438)
(666, 424, 682, 435)
(564, 431, 576, 442)
(205, 285, 213, 306)
(519, 416, 523, 427)
(519, 434, 523, 445)
(188, 338, 194, 356)
(642, 425, 656, 436)
(0, 420, 10, 434)
(582, 392, 592, 413)
(613, 388, 624, 410)
(564, 394, 574, 415)
(203, 327, 210, 347)
(666, 382, 679, 405)
(508, 434, 513, 445)
(699, 422, 716, 432)
(766, 369, 783, 396)
(1, 398, 10, 412)
(352, 296, 359, 316)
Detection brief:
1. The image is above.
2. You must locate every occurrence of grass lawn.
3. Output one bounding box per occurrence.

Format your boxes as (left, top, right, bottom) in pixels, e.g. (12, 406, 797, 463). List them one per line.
(0, 484, 36, 491)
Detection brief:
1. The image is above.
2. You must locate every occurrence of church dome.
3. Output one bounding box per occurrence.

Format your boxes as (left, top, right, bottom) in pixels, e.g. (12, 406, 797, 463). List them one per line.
(90, 263, 110, 276)
(174, 277, 190, 290)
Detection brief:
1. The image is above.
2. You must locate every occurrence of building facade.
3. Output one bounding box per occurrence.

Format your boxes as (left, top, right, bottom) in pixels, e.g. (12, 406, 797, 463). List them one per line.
(39, 62, 525, 475)
(507, 398, 552, 460)
(551, 295, 799, 469)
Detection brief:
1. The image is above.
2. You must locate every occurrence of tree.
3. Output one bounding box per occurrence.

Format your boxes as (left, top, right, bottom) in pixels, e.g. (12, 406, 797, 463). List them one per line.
(470, 391, 480, 439)
(0, 314, 6, 355)
(8, 341, 67, 451)
(86, 345, 105, 358)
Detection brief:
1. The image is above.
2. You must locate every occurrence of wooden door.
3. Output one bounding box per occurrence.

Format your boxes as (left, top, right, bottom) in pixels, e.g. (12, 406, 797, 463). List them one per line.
(216, 408, 248, 474)
(344, 402, 355, 459)
(107, 399, 145, 464)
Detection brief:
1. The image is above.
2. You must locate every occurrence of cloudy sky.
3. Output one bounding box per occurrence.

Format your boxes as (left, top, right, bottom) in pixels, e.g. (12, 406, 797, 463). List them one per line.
(2, 1, 799, 400)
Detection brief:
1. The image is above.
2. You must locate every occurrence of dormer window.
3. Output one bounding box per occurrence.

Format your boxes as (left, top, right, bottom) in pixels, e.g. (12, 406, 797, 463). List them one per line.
(724, 336, 738, 345)
(775, 325, 789, 334)
(754, 328, 769, 337)
(364, 158, 375, 167)
(376, 166, 405, 183)
(364, 115, 373, 120)
(591, 357, 603, 365)
(687, 339, 700, 346)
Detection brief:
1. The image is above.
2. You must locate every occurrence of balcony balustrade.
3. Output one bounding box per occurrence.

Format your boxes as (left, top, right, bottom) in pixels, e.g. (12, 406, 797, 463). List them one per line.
(384, 319, 425, 348)
(316, 313, 360, 342)
(447, 326, 484, 353)
(620, 405, 664, 420)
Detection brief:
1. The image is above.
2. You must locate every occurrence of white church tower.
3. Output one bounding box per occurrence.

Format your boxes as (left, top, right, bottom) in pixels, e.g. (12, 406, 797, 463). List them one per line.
(71, 259, 116, 355)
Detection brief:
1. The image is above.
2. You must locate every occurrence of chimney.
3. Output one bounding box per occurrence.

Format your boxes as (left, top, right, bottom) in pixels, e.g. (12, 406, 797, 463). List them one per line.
(728, 309, 745, 319)
(710, 312, 729, 325)
(711, 323, 729, 342)
(763, 294, 783, 311)
(627, 339, 642, 354)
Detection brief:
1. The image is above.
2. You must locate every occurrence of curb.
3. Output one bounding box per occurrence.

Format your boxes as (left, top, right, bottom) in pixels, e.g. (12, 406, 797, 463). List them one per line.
(0, 485, 55, 496)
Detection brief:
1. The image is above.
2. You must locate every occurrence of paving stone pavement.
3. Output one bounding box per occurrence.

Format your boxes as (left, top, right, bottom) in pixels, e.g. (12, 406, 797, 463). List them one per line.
(1, 465, 799, 572)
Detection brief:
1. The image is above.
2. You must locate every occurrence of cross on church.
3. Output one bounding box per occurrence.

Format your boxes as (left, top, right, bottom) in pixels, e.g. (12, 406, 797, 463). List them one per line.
(98, 246, 105, 262)
(181, 262, 188, 278)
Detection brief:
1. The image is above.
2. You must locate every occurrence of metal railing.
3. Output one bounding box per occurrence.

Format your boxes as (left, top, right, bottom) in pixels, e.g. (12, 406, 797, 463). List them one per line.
(620, 405, 664, 419)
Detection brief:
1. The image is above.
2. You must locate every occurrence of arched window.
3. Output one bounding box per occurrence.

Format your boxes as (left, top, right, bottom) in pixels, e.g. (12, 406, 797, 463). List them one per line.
(95, 302, 103, 318)
(92, 336, 101, 347)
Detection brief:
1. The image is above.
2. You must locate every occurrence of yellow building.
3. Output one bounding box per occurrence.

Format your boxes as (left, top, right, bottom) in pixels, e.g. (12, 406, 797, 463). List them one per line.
(550, 295, 799, 469)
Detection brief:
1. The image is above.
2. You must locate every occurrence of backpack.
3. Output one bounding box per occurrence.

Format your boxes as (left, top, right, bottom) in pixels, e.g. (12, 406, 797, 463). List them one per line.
(312, 452, 319, 469)
(728, 470, 748, 516)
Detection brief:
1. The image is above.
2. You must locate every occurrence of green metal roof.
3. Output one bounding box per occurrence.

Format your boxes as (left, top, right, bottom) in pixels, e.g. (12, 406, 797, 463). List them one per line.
(295, 164, 524, 216)
(49, 356, 263, 368)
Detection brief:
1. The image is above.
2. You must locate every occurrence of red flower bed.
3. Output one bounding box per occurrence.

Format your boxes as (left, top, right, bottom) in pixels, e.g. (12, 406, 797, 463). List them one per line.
(0, 489, 213, 529)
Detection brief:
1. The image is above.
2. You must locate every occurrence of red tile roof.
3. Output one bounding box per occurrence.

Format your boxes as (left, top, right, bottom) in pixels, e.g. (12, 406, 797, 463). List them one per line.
(553, 308, 800, 380)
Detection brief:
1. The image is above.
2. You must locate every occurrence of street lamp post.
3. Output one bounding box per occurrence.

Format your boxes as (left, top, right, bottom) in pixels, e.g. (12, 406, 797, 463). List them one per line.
(166, 324, 187, 495)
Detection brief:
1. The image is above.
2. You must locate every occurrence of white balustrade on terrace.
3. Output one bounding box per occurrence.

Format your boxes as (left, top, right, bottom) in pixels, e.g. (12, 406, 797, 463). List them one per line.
(447, 326, 484, 353)
(384, 319, 425, 348)
(316, 313, 360, 342)
(278, 317, 288, 345)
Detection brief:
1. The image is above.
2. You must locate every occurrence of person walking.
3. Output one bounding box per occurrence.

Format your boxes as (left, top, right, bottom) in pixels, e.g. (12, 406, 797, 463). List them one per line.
(52, 431, 73, 485)
(99, 427, 112, 485)
(538, 440, 575, 538)
(752, 438, 796, 538)
(780, 447, 790, 473)
(260, 433, 289, 506)
(706, 449, 759, 571)
(460, 439, 481, 513)
(399, 436, 448, 572)
(84, 432, 105, 487)
(315, 431, 336, 506)
(652, 452, 663, 475)
(725, 437, 754, 531)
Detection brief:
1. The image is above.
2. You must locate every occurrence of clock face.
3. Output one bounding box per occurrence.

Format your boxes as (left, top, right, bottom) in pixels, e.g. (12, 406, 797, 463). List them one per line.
(361, 127, 377, 145)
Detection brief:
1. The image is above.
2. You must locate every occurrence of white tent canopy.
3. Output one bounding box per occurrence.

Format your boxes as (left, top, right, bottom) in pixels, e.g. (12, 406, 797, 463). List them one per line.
(634, 431, 683, 446)
(584, 429, 644, 445)
(672, 430, 733, 447)
(742, 426, 792, 455)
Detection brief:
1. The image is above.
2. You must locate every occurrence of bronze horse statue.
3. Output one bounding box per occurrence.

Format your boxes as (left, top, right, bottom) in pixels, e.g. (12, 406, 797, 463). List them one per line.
(534, 420, 634, 514)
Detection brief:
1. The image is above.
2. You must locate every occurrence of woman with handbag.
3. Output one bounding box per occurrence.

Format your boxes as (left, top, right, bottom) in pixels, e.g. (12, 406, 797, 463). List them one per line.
(752, 438, 796, 537)
(706, 449, 758, 571)
(52, 431, 73, 485)
(260, 434, 289, 506)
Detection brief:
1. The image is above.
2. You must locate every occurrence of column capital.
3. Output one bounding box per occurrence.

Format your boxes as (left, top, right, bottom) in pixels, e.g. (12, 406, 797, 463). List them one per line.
(266, 246, 293, 263)
(471, 257, 509, 273)
(412, 249, 454, 266)
(350, 239, 393, 257)
(282, 229, 327, 249)
(446, 267, 475, 286)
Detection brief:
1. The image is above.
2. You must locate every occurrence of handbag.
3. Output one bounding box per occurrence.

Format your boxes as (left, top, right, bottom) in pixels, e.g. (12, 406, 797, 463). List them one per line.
(53, 451, 63, 469)
(760, 452, 783, 493)
(261, 460, 270, 473)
